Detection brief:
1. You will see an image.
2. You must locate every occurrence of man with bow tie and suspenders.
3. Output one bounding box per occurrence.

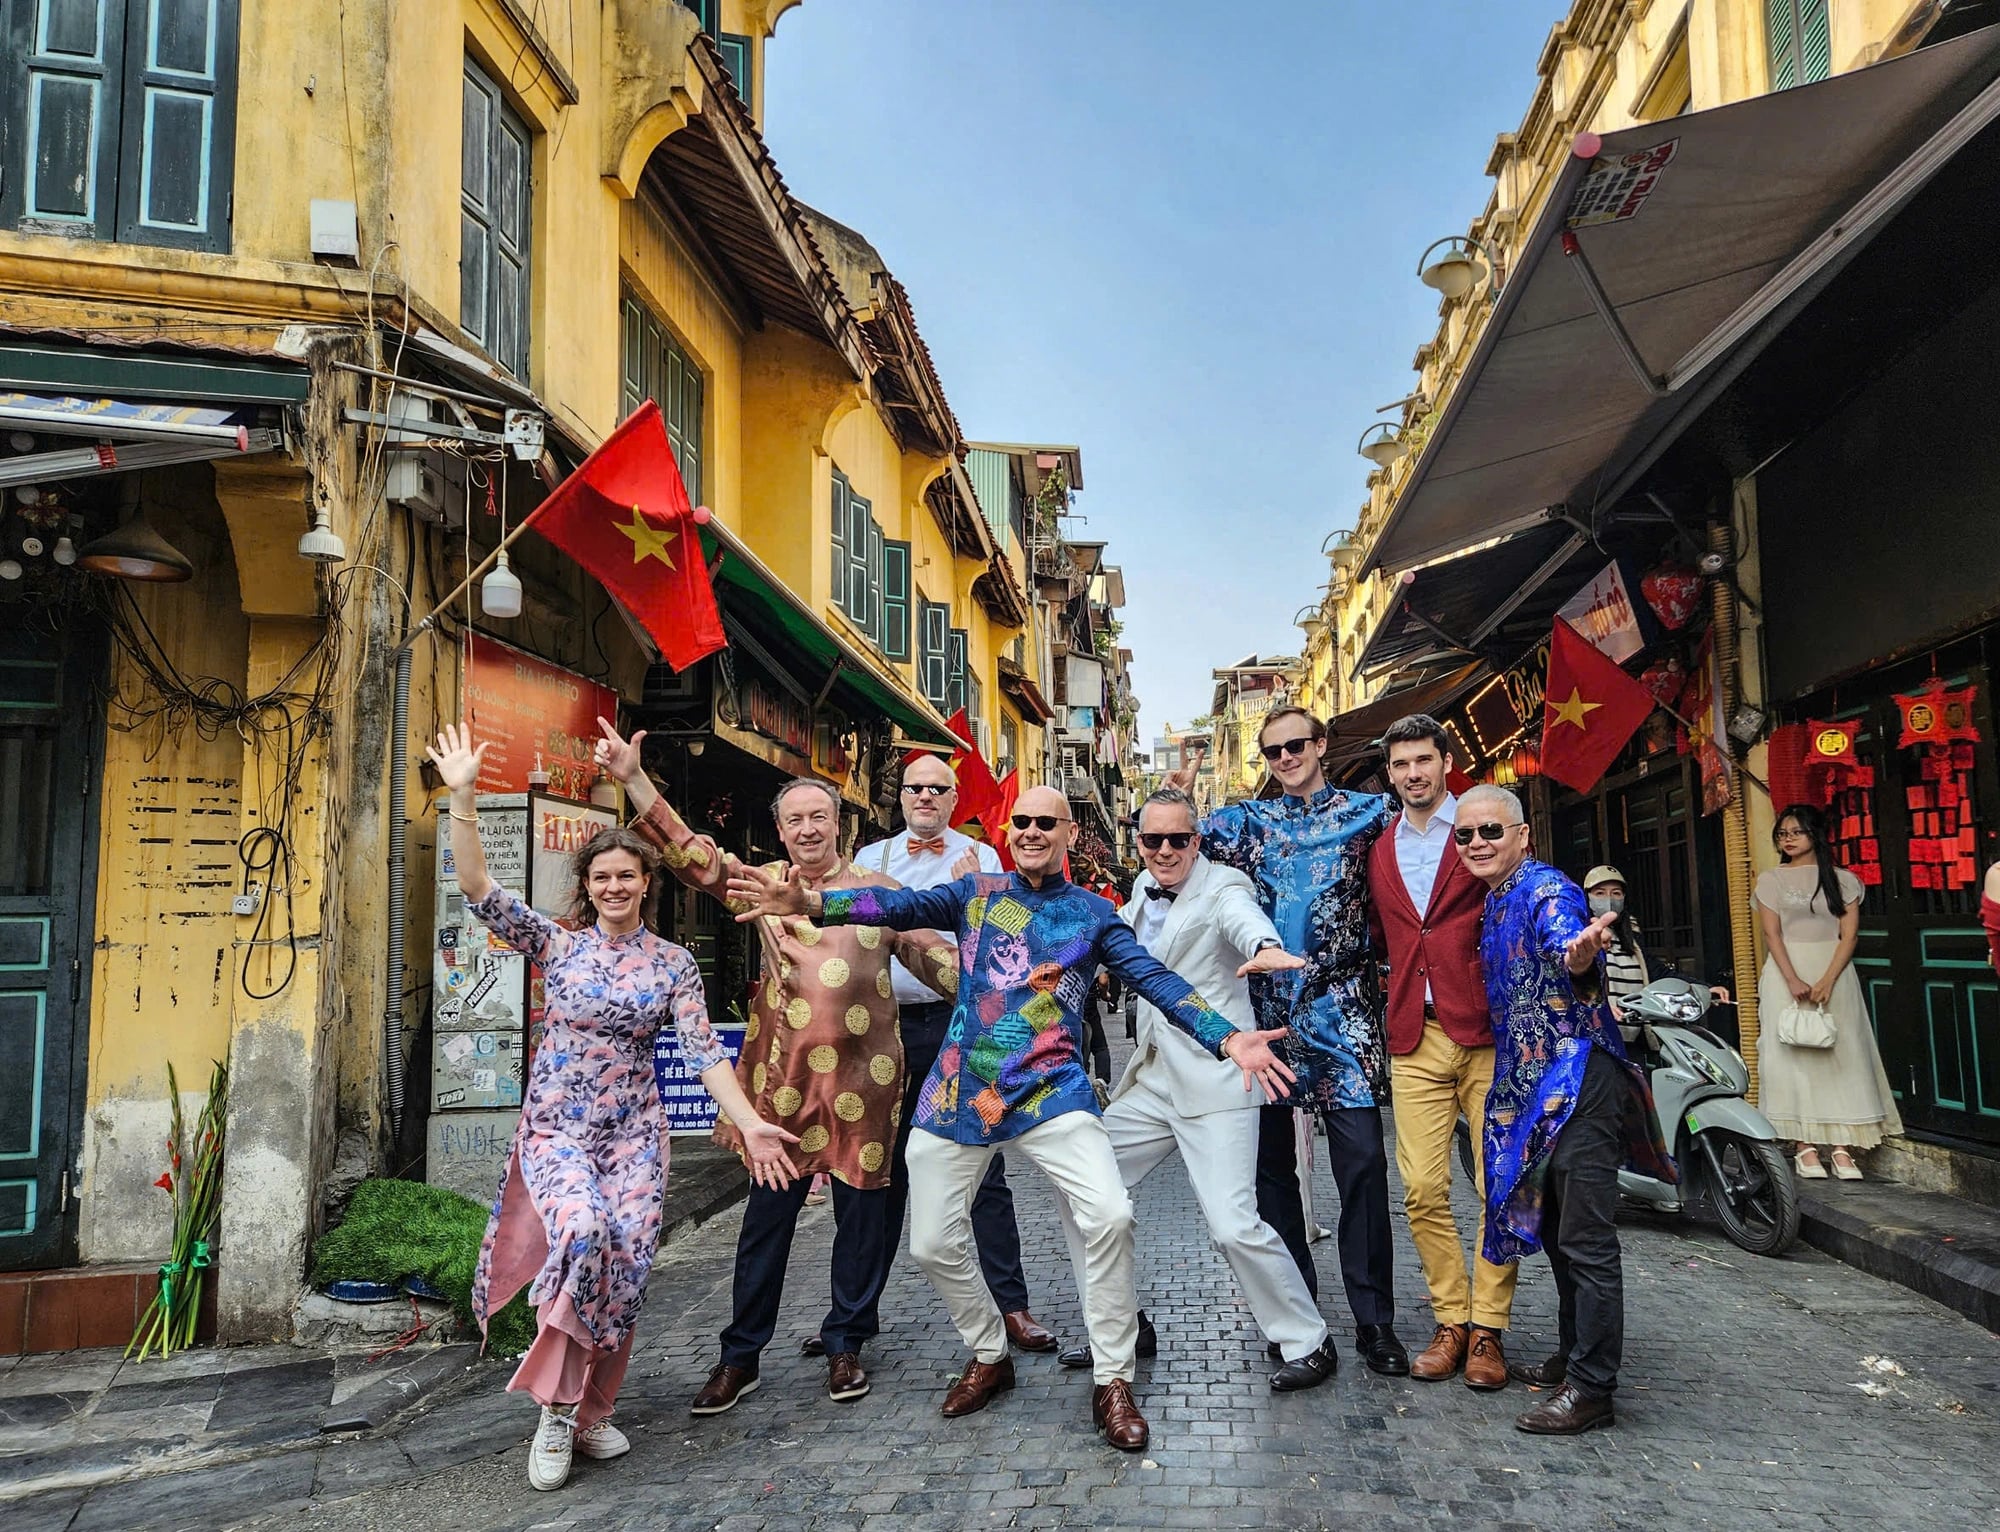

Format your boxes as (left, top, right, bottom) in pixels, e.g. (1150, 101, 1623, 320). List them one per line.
(843, 751, 1056, 1357)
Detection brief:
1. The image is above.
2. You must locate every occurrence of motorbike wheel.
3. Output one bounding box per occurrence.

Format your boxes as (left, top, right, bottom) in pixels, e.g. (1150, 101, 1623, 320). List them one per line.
(1699, 1131, 1800, 1256)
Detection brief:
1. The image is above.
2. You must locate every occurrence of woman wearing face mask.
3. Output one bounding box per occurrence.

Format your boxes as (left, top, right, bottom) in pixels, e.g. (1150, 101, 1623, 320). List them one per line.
(1755, 804, 1901, 1181)
(1582, 867, 1648, 1022)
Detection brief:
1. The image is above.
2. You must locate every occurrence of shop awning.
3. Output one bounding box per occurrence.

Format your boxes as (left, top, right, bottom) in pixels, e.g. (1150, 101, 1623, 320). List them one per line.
(702, 519, 961, 751)
(1351, 523, 1610, 683)
(1363, 27, 2000, 576)
(0, 335, 309, 405)
(1323, 662, 1487, 784)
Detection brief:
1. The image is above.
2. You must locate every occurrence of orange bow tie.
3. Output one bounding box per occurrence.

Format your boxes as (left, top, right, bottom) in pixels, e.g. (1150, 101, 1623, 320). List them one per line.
(908, 835, 948, 855)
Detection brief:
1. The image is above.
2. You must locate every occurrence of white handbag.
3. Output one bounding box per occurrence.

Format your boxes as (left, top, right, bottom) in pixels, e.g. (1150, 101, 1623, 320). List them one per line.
(1775, 1001, 1837, 1049)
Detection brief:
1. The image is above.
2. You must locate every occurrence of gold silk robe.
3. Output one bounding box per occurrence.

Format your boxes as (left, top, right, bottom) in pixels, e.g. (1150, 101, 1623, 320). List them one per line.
(632, 796, 957, 1188)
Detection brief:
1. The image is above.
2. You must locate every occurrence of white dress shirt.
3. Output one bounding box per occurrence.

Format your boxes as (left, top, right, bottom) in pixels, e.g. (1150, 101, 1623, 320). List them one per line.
(1394, 792, 1456, 1004)
(1132, 884, 1174, 950)
(855, 825, 1002, 1005)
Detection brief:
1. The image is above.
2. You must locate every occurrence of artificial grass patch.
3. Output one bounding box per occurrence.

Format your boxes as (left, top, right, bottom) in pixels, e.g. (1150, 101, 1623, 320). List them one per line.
(311, 1178, 533, 1355)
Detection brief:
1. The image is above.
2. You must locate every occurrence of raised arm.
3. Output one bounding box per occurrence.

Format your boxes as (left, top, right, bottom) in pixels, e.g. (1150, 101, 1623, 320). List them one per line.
(425, 722, 564, 963)
(596, 717, 739, 903)
(1531, 877, 1608, 1002)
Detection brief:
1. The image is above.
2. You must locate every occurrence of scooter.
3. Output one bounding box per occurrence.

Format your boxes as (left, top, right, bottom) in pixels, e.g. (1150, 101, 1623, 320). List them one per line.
(1616, 976, 1799, 1257)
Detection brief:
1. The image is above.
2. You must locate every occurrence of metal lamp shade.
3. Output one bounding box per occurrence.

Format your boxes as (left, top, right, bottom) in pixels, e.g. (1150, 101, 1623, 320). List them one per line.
(78, 515, 195, 581)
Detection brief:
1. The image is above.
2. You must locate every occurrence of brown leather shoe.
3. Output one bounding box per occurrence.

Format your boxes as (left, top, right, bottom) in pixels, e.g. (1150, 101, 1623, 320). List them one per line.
(1464, 1327, 1509, 1391)
(1509, 1353, 1568, 1387)
(827, 1351, 870, 1402)
(941, 1357, 1015, 1418)
(1092, 1379, 1149, 1451)
(689, 1363, 758, 1415)
(1514, 1382, 1614, 1434)
(1410, 1323, 1468, 1381)
(1004, 1310, 1057, 1352)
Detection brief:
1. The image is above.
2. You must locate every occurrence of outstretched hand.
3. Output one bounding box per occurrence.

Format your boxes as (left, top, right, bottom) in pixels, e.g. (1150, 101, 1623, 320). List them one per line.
(949, 845, 981, 880)
(739, 1118, 804, 1190)
(593, 716, 648, 784)
(1564, 911, 1619, 975)
(725, 861, 811, 923)
(1237, 946, 1307, 979)
(1222, 1026, 1296, 1100)
(425, 722, 489, 792)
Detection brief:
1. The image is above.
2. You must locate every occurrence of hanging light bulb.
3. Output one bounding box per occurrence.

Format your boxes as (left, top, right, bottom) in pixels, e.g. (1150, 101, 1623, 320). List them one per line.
(7, 432, 34, 453)
(16, 485, 42, 506)
(77, 513, 195, 581)
(296, 499, 346, 563)
(0, 557, 22, 581)
(52, 533, 77, 566)
(480, 547, 523, 618)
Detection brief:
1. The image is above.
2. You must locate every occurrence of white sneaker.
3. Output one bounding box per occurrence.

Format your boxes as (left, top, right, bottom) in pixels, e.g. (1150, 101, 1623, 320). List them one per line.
(573, 1418, 631, 1460)
(528, 1405, 576, 1491)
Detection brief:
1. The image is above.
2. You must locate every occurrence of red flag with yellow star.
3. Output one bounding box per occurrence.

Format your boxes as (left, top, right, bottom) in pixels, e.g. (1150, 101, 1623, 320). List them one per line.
(525, 401, 726, 670)
(1539, 617, 1656, 792)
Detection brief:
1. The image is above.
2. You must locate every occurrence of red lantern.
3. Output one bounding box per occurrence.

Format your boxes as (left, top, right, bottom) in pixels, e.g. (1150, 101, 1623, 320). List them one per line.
(1640, 565, 1702, 630)
(1511, 742, 1542, 779)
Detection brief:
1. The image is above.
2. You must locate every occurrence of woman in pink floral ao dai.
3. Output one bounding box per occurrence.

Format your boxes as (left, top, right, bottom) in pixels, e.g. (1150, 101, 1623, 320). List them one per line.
(429, 724, 800, 1494)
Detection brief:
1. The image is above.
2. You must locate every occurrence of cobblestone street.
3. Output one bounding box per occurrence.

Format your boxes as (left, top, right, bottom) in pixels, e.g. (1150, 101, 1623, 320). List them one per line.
(176, 1106, 2000, 1532)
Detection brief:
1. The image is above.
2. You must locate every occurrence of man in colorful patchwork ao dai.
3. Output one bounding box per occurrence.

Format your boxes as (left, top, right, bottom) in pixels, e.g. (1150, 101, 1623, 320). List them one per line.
(1452, 784, 1675, 1436)
(726, 785, 1296, 1453)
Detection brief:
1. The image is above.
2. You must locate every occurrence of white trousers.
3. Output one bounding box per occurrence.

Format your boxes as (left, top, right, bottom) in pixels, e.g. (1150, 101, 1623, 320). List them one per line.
(1066, 1074, 1328, 1363)
(908, 1111, 1138, 1385)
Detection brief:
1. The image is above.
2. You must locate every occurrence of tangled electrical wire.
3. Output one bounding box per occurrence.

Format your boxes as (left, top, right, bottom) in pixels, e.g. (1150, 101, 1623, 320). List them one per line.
(97, 571, 343, 1001)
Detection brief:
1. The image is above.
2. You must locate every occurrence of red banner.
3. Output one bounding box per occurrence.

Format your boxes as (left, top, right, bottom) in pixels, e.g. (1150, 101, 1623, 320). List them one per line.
(465, 633, 620, 797)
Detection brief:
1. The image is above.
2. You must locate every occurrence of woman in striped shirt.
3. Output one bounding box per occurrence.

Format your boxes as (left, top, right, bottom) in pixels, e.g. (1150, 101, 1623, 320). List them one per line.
(1583, 866, 1650, 1020)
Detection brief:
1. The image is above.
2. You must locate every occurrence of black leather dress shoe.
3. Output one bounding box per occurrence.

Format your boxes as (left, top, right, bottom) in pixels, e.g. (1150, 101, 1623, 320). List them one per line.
(1354, 1324, 1410, 1376)
(1270, 1339, 1339, 1392)
(1058, 1311, 1156, 1369)
(1265, 1342, 1283, 1362)
(801, 1335, 825, 1358)
(1508, 1353, 1568, 1387)
(1515, 1382, 1614, 1434)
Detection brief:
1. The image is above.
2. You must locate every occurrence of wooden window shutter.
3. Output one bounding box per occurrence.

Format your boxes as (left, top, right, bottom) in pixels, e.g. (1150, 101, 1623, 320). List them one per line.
(882, 540, 911, 662)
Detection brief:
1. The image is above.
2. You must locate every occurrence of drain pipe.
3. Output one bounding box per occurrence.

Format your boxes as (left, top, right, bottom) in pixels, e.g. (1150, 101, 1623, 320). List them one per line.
(384, 642, 413, 1139)
(1710, 521, 1762, 1100)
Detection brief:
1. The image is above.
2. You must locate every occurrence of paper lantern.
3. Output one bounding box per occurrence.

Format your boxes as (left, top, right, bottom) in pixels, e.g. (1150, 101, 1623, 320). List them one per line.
(1640, 565, 1702, 630)
(1511, 742, 1542, 779)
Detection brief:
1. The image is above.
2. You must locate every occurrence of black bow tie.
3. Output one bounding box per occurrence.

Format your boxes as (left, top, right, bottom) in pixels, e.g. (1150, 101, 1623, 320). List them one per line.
(1145, 884, 1178, 902)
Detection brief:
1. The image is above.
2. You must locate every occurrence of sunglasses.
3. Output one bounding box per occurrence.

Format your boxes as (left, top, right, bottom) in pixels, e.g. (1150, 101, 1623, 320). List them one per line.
(1010, 813, 1068, 832)
(1452, 822, 1514, 845)
(1138, 831, 1196, 851)
(1260, 736, 1316, 762)
(901, 783, 954, 797)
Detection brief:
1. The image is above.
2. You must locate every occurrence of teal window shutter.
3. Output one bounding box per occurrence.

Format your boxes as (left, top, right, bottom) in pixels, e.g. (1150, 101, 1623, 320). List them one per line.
(461, 57, 531, 379)
(1766, 0, 1796, 90)
(946, 628, 969, 717)
(620, 292, 703, 503)
(864, 516, 884, 647)
(882, 540, 911, 662)
(717, 34, 753, 113)
(830, 470, 848, 617)
(1798, 0, 1831, 84)
(919, 601, 948, 706)
(846, 489, 872, 629)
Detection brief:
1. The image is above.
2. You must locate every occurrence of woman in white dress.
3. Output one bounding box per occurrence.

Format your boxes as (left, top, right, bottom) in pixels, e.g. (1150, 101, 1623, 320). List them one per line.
(1755, 804, 1901, 1180)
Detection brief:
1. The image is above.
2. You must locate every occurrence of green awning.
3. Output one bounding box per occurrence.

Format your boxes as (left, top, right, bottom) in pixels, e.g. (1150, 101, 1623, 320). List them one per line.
(0, 337, 309, 406)
(702, 521, 960, 751)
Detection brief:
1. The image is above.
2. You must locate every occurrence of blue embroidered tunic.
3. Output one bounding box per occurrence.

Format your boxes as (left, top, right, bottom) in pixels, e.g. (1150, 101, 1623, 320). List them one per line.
(1202, 785, 1392, 1109)
(1478, 860, 1674, 1263)
(818, 872, 1236, 1144)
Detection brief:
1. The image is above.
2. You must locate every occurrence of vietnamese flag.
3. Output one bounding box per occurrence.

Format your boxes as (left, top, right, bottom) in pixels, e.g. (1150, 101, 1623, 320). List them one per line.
(524, 401, 726, 671)
(1539, 618, 1657, 792)
(939, 708, 1005, 828)
(979, 770, 1021, 871)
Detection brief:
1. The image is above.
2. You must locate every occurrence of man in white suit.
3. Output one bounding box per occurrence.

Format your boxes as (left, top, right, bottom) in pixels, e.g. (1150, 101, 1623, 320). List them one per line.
(1055, 788, 1339, 1391)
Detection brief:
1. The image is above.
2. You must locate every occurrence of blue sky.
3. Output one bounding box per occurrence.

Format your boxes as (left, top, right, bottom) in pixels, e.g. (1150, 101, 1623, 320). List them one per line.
(764, 0, 1567, 732)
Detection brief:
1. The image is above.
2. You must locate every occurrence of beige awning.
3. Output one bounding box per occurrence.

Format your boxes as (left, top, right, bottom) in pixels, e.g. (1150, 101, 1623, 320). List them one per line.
(1364, 28, 2000, 576)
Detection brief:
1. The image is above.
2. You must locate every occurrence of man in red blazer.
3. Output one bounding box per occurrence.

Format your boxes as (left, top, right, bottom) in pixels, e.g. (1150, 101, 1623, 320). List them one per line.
(1367, 716, 1517, 1389)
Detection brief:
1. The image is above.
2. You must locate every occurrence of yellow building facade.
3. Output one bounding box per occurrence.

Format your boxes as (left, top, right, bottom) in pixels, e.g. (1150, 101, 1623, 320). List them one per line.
(0, 0, 1028, 1345)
